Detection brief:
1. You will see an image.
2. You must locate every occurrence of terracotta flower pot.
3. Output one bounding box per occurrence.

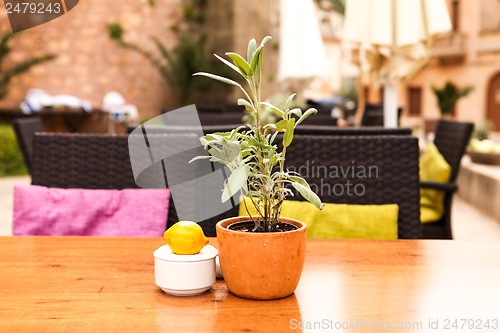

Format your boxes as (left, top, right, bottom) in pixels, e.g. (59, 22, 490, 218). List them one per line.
(216, 216, 307, 300)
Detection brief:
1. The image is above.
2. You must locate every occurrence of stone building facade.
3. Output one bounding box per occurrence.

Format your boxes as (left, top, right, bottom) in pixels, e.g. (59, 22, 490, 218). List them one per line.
(404, 0, 500, 131)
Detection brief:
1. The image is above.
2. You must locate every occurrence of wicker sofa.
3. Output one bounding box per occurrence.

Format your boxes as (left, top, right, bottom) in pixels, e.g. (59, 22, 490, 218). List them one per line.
(31, 131, 421, 238)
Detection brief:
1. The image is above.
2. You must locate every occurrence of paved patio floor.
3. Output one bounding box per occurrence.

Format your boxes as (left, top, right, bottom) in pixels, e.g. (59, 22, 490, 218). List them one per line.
(1, 175, 500, 239)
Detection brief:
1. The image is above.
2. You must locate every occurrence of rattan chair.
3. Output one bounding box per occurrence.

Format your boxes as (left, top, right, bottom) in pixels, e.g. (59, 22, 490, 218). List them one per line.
(127, 124, 245, 135)
(295, 125, 412, 136)
(31, 132, 421, 238)
(12, 117, 44, 172)
(361, 103, 403, 127)
(130, 124, 412, 136)
(30, 133, 234, 236)
(285, 135, 421, 239)
(421, 119, 474, 239)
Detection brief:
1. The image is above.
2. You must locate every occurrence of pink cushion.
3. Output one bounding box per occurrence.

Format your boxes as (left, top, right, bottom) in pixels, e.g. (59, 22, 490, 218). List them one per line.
(13, 185, 170, 236)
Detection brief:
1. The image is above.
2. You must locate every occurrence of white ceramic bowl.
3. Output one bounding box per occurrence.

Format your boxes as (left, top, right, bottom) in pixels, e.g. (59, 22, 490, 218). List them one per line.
(153, 244, 218, 296)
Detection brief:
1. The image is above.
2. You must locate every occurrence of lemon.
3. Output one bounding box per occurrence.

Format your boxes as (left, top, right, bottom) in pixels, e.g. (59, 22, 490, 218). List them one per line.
(163, 221, 209, 255)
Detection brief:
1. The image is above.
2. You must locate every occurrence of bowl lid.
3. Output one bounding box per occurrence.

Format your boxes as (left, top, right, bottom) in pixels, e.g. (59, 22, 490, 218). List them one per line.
(153, 244, 218, 262)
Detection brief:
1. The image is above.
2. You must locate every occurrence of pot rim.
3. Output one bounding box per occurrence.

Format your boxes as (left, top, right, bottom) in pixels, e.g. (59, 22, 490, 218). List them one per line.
(216, 216, 306, 235)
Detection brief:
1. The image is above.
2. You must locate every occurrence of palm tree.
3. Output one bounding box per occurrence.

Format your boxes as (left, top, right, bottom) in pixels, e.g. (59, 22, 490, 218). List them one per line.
(432, 81, 473, 117)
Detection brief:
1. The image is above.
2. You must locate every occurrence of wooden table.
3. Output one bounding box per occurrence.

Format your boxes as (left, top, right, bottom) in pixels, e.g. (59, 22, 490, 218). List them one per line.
(1, 237, 499, 332)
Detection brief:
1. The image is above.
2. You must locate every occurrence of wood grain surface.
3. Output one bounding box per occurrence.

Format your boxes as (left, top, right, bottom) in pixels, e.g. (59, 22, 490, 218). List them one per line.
(1, 237, 499, 332)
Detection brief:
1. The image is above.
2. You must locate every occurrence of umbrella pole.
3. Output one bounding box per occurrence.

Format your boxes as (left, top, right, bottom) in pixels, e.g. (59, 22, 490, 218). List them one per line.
(354, 73, 365, 127)
(383, 84, 398, 128)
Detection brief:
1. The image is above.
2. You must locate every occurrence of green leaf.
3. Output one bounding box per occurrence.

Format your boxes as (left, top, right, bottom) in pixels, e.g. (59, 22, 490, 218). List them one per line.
(295, 108, 318, 127)
(200, 134, 225, 148)
(238, 98, 254, 111)
(226, 52, 251, 76)
(275, 119, 288, 132)
(268, 154, 280, 165)
(247, 38, 257, 64)
(250, 47, 262, 73)
(222, 141, 241, 163)
(206, 141, 240, 164)
(201, 133, 222, 142)
(285, 93, 296, 110)
(214, 54, 241, 75)
(222, 165, 250, 202)
(188, 155, 212, 163)
(261, 102, 285, 117)
(289, 176, 324, 210)
(289, 108, 302, 118)
(260, 35, 272, 47)
(283, 118, 295, 147)
(263, 123, 277, 133)
(247, 137, 269, 149)
(245, 190, 261, 197)
(229, 126, 245, 140)
(193, 72, 242, 88)
(208, 147, 225, 161)
(248, 36, 271, 74)
(270, 130, 279, 144)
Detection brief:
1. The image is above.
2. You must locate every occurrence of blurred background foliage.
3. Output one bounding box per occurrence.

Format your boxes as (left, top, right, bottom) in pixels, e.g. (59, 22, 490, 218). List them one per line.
(108, 0, 235, 108)
(0, 31, 56, 101)
(0, 124, 27, 176)
(314, 0, 345, 15)
(432, 81, 473, 116)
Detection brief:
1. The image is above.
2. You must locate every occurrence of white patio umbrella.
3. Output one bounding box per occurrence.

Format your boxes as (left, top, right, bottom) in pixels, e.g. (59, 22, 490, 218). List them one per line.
(344, 0, 452, 127)
(278, 0, 329, 85)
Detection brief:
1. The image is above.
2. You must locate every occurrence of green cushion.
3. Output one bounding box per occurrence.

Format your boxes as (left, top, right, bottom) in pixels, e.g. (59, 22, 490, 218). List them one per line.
(239, 198, 399, 239)
(419, 143, 451, 223)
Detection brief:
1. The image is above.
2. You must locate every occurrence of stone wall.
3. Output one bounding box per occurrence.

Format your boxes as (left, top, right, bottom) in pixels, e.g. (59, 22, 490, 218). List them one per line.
(0, 0, 286, 120)
(0, 0, 181, 120)
(458, 158, 500, 222)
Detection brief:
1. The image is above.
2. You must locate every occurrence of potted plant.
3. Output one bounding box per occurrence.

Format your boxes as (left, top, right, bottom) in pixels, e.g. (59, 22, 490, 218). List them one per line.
(192, 36, 323, 300)
(431, 81, 473, 118)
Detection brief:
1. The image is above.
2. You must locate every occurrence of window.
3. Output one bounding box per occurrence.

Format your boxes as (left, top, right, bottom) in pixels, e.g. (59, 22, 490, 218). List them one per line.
(407, 87, 422, 116)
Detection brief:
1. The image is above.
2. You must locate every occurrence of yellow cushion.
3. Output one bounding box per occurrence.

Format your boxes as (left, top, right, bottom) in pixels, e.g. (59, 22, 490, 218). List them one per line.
(239, 198, 398, 239)
(419, 143, 451, 223)
(420, 205, 442, 224)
